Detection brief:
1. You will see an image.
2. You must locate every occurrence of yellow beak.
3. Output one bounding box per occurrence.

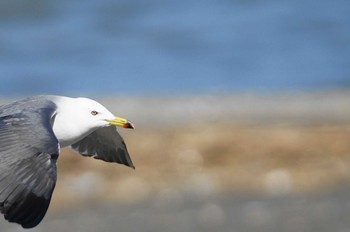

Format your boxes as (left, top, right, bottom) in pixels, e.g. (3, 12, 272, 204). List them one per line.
(106, 116, 135, 129)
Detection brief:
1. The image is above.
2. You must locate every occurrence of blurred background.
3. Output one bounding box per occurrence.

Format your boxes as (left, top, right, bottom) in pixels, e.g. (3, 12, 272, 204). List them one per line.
(0, 0, 350, 231)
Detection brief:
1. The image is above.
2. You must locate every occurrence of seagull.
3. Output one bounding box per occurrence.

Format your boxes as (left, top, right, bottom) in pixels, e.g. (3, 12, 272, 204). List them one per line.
(0, 95, 135, 228)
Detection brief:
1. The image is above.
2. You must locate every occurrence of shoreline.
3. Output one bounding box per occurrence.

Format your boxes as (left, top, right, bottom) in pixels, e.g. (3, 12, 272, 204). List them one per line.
(99, 89, 350, 126)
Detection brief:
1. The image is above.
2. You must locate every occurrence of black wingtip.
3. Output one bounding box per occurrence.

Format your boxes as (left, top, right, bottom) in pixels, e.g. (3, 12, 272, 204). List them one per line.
(4, 192, 51, 229)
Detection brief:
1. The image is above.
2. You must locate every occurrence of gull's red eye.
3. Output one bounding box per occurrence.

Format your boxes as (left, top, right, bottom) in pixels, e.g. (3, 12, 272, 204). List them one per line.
(91, 110, 98, 116)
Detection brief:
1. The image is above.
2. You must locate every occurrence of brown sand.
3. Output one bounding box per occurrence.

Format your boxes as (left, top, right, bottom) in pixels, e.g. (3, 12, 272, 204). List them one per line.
(2, 91, 350, 209)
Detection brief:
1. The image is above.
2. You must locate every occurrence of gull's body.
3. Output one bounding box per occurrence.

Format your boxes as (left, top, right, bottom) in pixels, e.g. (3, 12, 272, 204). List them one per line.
(0, 95, 134, 228)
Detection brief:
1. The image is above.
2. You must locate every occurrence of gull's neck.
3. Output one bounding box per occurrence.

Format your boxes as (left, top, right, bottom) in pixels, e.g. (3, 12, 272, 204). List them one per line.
(50, 96, 95, 147)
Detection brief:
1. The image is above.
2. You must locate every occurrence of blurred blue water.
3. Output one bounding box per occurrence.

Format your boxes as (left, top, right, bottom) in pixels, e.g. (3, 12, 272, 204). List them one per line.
(0, 0, 349, 97)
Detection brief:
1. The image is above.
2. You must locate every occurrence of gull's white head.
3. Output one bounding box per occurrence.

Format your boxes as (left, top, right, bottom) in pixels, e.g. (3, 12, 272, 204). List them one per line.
(51, 96, 134, 147)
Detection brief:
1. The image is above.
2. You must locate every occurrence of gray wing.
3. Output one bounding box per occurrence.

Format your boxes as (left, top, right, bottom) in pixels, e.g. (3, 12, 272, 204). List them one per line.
(0, 98, 59, 228)
(71, 126, 135, 169)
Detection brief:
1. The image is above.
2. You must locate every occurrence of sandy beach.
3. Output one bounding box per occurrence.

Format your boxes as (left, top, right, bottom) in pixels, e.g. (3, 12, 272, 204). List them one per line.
(1, 90, 350, 231)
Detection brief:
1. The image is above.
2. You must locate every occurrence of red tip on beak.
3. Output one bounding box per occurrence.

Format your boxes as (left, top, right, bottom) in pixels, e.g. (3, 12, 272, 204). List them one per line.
(124, 120, 135, 129)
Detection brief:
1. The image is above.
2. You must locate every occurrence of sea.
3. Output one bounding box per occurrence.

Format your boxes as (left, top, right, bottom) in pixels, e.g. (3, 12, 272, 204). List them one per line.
(0, 0, 349, 97)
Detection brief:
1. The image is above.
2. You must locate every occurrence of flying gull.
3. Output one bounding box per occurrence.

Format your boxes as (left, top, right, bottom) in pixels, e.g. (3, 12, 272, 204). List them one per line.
(0, 95, 135, 228)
